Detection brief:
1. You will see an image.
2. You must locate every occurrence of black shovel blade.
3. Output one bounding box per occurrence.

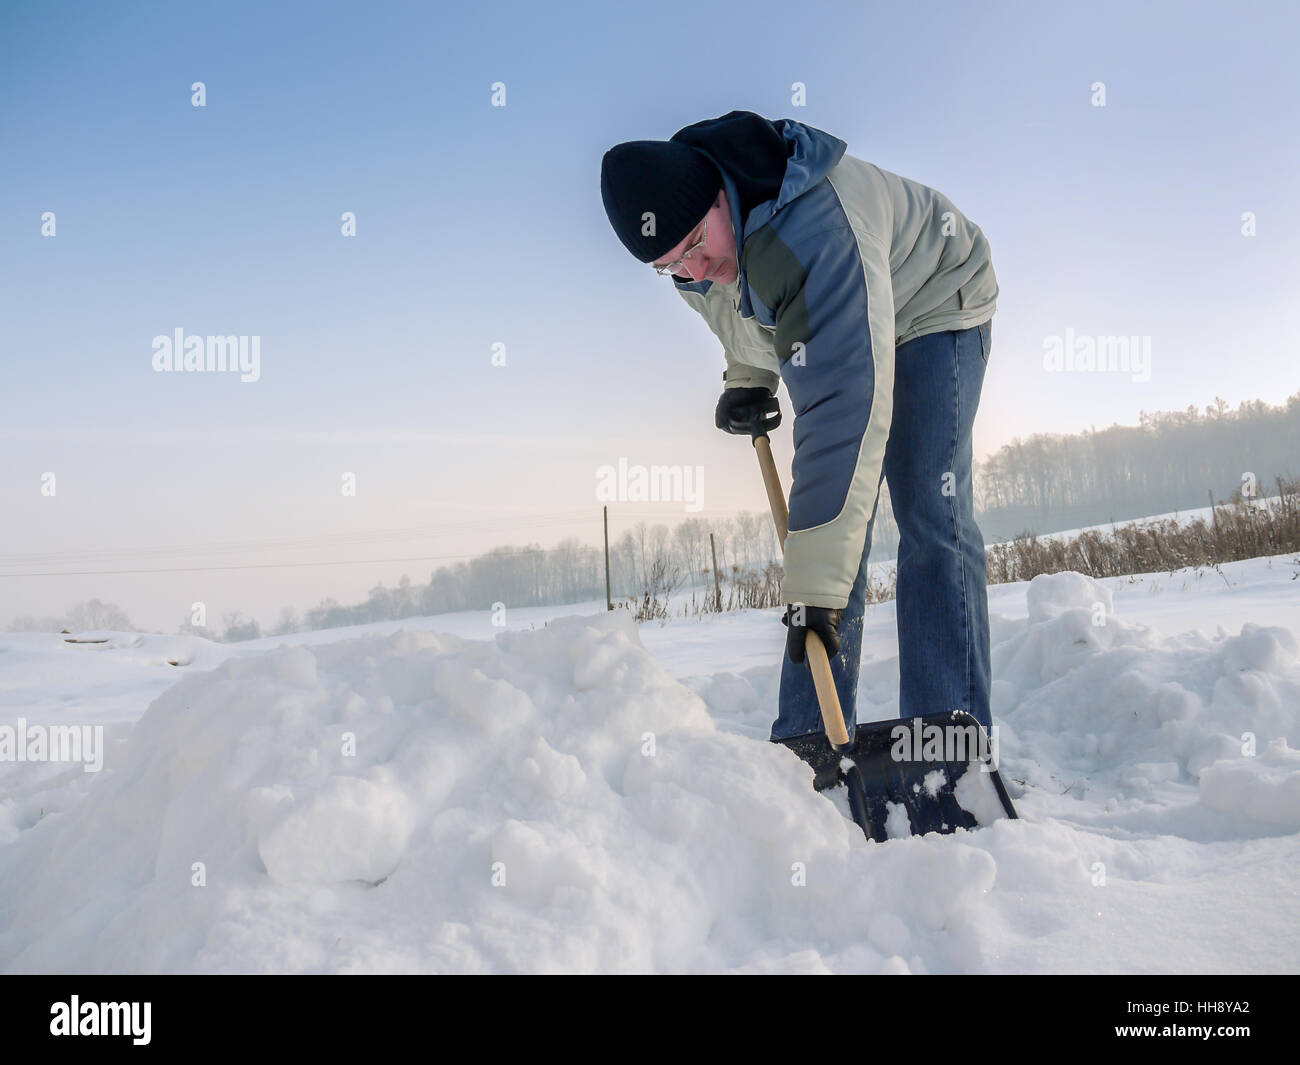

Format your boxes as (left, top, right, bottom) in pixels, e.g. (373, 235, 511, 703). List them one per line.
(839, 710, 1018, 843)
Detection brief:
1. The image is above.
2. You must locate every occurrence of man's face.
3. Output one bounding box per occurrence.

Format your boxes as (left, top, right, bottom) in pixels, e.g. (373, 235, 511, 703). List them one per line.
(651, 186, 738, 285)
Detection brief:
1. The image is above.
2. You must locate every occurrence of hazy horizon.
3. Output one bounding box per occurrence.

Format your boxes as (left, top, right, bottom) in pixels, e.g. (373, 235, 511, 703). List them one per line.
(3, 0, 1297, 632)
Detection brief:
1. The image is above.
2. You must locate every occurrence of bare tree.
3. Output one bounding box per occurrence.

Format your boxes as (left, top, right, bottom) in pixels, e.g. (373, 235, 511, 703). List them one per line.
(673, 517, 710, 588)
(65, 599, 133, 632)
(221, 611, 261, 642)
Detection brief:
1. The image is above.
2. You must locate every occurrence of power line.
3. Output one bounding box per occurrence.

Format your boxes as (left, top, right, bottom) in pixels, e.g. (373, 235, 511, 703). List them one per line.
(0, 511, 601, 566)
(0, 549, 569, 579)
(0, 508, 773, 579)
(0, 509, 765, 566)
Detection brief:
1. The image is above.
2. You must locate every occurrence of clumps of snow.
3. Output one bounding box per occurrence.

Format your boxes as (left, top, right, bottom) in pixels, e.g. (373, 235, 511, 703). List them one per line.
(884, 802, 912, 840)
(993, 572, 1300, 825)
(867, 911, 910, 955)
(1026, 570, 1114, 623)
(921, 769, 947, 798)
(1198, 739, 1300, 829)
(954, 766, 1009, 826)
(256, 775, 417, 885)
(673, 666, 776, 740)
(55, 630, 229, 671)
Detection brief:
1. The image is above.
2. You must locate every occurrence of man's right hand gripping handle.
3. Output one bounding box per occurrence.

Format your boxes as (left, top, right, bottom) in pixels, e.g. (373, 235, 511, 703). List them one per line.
(715, 386, 781, 438)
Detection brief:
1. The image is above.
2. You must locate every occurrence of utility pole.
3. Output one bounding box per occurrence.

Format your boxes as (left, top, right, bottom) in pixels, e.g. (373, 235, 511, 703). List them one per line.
(603, 505, 612, 611)
(709, 532, 722, 612)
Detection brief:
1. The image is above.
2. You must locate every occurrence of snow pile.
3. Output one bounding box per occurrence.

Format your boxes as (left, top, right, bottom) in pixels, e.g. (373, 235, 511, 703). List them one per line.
(0, 611, 1014, 974)
(1, 565, 1297, 973)
(1, 629, 230, 672)
(0, 630, 238, 845)
(990, 572, 1300, 832)
(1199, 741, 1300, 830)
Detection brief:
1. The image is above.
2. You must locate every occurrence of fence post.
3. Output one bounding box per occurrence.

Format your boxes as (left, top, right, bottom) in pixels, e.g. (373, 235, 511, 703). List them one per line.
(603, 505, 612, 611)
(709, 532, 722, 612)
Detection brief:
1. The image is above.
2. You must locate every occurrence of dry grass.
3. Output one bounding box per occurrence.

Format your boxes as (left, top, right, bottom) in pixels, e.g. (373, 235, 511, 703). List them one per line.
(678, 477, 1300, 619)
(986, 477, 1300, 585)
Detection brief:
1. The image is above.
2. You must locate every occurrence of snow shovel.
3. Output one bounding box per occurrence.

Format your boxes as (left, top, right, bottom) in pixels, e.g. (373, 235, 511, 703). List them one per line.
(751, 429, 1019, 841)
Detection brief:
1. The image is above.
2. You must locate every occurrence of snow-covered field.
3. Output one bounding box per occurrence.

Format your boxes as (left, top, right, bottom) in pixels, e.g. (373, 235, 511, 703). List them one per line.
(1, 554, 1297, 973)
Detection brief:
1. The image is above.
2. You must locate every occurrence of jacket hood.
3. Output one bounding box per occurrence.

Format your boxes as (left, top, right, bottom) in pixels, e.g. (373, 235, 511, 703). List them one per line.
(669, 111, 847, 303)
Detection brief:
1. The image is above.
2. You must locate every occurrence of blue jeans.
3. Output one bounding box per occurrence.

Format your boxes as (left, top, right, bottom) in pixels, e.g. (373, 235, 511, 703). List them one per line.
(772, 320, 993, 741)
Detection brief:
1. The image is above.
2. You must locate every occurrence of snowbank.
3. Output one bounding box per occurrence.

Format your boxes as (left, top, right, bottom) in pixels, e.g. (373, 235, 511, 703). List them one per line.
(991, 571, 1300, 830)
(0, 612, 1014, 973)
(1, 565, 1297, 973)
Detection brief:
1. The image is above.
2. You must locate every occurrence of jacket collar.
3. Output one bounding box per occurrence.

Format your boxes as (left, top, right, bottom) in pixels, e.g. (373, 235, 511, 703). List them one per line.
(672, 116, 847, 317)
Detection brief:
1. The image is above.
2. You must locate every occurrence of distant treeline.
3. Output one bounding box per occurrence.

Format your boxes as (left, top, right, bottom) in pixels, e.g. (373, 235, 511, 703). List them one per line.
(971, 393, 1300, 540)
(8, 393, 1296, 641)
(224, 390, 1300, 639)
(5, 598, 134, 634)
(271, 513, 778, 636)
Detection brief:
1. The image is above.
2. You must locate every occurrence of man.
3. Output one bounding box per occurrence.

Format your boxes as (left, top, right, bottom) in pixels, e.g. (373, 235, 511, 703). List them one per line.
(600, 111, 997, 784)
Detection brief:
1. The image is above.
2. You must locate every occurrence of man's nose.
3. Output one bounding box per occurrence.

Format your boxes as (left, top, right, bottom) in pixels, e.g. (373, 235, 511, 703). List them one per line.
(687, 256, 710, 281)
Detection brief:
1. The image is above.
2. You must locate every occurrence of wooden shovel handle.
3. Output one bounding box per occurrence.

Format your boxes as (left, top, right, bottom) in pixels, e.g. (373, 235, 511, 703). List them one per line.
(755, 435, 789, 545)
(753, 435, 851, 750)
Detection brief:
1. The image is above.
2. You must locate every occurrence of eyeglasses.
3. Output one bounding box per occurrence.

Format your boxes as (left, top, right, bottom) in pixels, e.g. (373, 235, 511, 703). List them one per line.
(653, 220, 708, 278)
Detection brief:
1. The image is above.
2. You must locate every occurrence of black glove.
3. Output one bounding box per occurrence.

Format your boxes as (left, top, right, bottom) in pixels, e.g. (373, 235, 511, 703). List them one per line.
(782, 604, 843, 665)
(715, 386, 781, 437)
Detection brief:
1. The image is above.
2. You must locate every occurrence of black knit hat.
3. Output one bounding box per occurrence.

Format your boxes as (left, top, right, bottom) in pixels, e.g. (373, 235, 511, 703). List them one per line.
(601, 140, 723, 263)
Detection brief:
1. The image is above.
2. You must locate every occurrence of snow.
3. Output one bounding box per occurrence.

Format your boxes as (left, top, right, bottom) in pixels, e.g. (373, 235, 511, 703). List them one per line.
(954, 765, 1009, 826)
(0, 553, 1297, 973)
(922, 769, 947, 798)
(883, 802, 913, 840)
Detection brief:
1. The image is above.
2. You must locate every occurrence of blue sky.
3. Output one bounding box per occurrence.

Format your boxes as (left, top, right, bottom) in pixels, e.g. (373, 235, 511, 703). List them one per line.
(2, 0, 1297, 631)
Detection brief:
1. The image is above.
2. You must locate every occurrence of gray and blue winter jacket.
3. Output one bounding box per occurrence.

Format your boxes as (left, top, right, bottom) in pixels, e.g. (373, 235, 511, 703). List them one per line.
(669, 112, 998, 610)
